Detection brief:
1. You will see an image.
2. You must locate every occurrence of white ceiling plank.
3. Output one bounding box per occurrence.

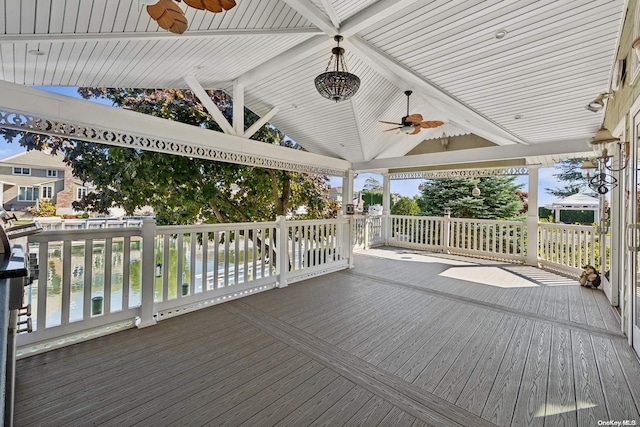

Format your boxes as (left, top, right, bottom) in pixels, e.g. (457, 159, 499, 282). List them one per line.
(340, 0, 427, 38)
(184, 75, 237, 136)
(354, 138, 591, 171)
(281, 0, 337, 35)
(319, 0, 341, 28)
(347, 36, 526, 147)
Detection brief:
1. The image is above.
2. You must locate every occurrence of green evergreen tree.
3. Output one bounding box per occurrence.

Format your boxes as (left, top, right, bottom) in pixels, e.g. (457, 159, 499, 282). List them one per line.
(391, 197, 420, 215)
(417, 176, 523, 219)
(546, 158, 591, 197)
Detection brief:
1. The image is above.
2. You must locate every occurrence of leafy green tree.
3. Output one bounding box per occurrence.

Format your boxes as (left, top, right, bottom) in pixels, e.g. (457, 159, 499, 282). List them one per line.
(546, 158, 591, 197)
(2, 88, 337, 225)
(361, 191, 382, 208)
(417, 176, 523, 219)
(391, 197, 420, 215)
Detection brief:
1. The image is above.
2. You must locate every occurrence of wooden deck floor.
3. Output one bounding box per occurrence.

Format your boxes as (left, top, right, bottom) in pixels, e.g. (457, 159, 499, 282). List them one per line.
(14, 248, 640, 426)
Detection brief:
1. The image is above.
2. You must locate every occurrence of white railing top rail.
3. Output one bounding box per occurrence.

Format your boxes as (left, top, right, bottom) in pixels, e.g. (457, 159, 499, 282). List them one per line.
(390, 215, 441, 221)
(449, 217, 524, 226)
(157, 221, 278, 234)
(538, 222, 596, 232)
(285, 218, 349, 227)
(28, 227, 142, 242)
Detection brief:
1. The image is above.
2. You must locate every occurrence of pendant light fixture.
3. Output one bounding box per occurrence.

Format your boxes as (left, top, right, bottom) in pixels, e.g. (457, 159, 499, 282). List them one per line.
(314, 35, 361, 102)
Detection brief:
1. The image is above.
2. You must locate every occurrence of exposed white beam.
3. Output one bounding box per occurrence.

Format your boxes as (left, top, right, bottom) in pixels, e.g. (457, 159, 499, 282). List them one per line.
(236, 35, 334, 85)
(281, 0, 338, 35)
(319, 0, 341, 29)
(0, 28, 322, 43)
(347, 37, 528, 147)
(340, 0, 424, 37)
(184, 75, 236, 136)
(233, 81, 245, 135)
(244, 107, 280, 139)
(353, 138, 590, 171)
(0, 81, 350, 174)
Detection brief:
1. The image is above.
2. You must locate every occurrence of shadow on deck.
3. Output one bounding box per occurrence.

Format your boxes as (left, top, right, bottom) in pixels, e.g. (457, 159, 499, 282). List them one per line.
(14, 248, 640, 426)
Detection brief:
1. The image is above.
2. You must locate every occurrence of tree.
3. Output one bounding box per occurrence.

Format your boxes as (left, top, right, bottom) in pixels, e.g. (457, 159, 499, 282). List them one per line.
(546, 158, 590, 197)
(363, 177, 382, 192)
(417, 176, 523, 219)
(2, 88, 337, 225)
(391, 197, 420, 215)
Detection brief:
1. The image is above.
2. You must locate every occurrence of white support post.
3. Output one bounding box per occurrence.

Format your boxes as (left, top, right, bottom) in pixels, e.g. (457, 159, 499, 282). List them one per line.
(275, 216, 288, 288)
(610, 161, 621, 306)
(137, 218, 157, 328)
(341, 170, 354, 216)
(526, 166, 540, 266)
(233, 80, 245, 136)
(382, 172, 391, 245)
(442, 210, 451, 253)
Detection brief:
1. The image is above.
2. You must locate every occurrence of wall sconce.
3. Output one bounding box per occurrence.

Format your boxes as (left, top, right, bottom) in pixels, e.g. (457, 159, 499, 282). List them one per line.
(155, 263, 162, 278)
(586, 93, 611, 112)
(440, 133, 449, 150)
(580, 126, 628, 194)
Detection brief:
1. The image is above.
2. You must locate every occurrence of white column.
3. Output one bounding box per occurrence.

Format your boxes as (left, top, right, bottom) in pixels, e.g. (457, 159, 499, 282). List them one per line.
(137, 218, 157, 328)
(341, 170, 354, 216)
(275, 215, 288, 288)
(554, 208, 560, 223)
(526, 166, 540, 266)
(233, 81, 245, 136)
(382, 172, 391, 245)
(610, 161, 622, 306)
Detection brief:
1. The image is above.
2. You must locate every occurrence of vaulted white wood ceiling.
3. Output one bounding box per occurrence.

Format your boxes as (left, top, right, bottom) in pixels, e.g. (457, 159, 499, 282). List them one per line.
(0, 0, 625, 167)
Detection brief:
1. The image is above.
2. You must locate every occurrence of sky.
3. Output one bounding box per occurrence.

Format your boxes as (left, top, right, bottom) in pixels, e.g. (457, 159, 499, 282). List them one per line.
(1, 86, 565, 207)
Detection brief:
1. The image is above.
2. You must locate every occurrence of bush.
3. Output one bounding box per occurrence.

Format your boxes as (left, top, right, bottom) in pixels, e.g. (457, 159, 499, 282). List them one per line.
(27, 200, 56, 217)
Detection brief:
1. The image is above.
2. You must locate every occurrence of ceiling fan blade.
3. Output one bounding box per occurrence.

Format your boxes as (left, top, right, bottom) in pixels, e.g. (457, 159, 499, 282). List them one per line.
(420, 120, 445, 128)
(379, 120, 403, 125)
(183, 0, 219, 12)
(405, 114, 423, 124)
(383, 127, 402, 132)
(410, 126, 421, 135)
(219, 0, 236, 10)
(147, 0, 188, 34)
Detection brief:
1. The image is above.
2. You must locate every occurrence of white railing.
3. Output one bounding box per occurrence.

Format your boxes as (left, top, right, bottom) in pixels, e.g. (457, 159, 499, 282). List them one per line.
(20, 227, 143, 356)
(538, 222, 598, 274)
(389, 215, 443, 250)
(352, 215, 383, 251)
(37, 218, 143, 231)
(18, 216, 353, 357)
(448, 218, 526, 262)
(285, 218, 350, 283)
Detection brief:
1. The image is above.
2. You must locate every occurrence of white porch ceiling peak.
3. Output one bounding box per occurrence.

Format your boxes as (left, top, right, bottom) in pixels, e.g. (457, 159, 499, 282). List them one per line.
(339, 0, 425, 38)
(184, 75, 236, 136)
(282, 0, 339, 35)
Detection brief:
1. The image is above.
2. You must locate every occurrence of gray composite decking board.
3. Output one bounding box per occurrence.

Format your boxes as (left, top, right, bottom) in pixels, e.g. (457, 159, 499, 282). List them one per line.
(210, 360, 327, 426)
(594, 289, 622, 332)
(612, 338, 640, 413)
(227, 301, 494, 427)
(377, 301, 476, 374)
(510, 322, 552, 427)
(377, 406, 417, 427)
(309, 385, 374, 426)
(167, 355, 327, 427)
(273, 376, 356, 427)
(120, 346, 306, 426)
(15, 319, 270, 414)
(337, 290, 443, 354)
(568, 287, 588, 325)
(237, 368, 341, 427)
(570, 331, 609, 426)
(580, 287, 606, 329)
(537, 285, 556, 318)
(591, 336, 640, 421)
(317, 291, 419, 344)
(554, 285, 571, 321)
(343, 395, 395, 427)
(481, 318, 535, 426)
(544, 326, 577, 427)
(346, 270, 625, 341)
(394, 308, 482, 388)
(431, 311, 506, 400)
(21, 340, 295, 426)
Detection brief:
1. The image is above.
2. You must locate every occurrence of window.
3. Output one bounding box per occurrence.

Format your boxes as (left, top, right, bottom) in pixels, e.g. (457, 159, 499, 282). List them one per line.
(46, 170, 58, 178)
(12, 167, 30, 175)
(41, 186, 53, 199)
(18, 187, 39, 201)
(76, 187, 87, 200)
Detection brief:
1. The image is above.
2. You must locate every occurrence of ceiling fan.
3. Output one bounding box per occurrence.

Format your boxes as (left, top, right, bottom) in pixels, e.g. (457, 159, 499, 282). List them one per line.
(142, 0, 236, 34)
(380, 90, 444, 135)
